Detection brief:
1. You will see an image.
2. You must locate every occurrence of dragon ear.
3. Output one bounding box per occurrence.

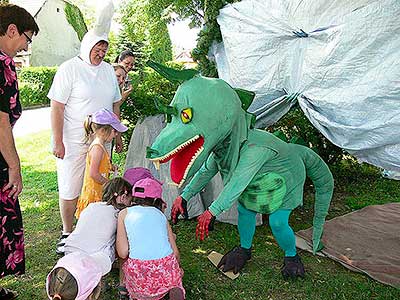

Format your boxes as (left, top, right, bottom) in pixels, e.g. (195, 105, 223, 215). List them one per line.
(234, 88, 256, 111)
(147, 60, 199, 83)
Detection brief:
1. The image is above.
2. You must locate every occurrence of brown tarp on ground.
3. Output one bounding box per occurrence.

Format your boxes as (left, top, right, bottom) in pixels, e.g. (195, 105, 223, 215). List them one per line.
(296, 203, 400, 288)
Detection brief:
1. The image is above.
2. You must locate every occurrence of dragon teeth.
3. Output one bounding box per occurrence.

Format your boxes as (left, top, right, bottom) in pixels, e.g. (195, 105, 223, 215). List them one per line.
(178, 146, 204, 188)
(156, 135, 200, 161)
(153, 160, 160, 170)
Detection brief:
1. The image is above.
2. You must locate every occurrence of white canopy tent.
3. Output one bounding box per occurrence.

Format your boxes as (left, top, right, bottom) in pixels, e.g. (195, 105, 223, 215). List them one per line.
(212, 0, 400, 172)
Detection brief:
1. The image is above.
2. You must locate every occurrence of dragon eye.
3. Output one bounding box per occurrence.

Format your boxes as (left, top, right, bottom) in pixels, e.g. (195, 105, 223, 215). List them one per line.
(180, 108, 192, 124)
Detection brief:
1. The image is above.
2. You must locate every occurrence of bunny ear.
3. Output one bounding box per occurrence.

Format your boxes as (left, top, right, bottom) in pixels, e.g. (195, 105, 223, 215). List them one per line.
(147, 60, 199, 83)
(93, 1, 114, 37)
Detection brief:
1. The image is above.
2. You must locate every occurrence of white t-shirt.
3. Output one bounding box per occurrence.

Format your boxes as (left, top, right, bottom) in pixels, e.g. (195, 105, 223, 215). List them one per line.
(48, 57, 121, 144)
(64, 202, 119, 262)
(124, 206, 173, 260)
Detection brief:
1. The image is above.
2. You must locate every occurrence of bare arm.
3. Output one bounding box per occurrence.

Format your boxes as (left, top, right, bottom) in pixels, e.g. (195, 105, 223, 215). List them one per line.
(88, 145, 109, 184)
(50, 100, 65, 159)
(113, 102, 121, 119)
(0, 111, 22, 198)
(167, 222, 180, 262)
(116, 209, 129, 259)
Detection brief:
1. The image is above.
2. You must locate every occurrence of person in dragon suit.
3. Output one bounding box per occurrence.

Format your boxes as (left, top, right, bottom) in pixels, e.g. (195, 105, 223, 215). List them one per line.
(146, 61, 334, 279)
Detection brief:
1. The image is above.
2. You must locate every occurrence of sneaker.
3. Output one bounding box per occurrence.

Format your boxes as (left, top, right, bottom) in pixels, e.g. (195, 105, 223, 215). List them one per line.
(55, 233, 70, 255)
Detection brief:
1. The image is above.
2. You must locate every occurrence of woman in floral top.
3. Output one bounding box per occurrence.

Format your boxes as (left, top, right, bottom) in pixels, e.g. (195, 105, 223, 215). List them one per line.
(0, 4, 39, 299)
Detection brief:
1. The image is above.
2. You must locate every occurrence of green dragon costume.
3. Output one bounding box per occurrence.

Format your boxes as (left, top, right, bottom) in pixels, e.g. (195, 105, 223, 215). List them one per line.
(146, 61, 334, 278)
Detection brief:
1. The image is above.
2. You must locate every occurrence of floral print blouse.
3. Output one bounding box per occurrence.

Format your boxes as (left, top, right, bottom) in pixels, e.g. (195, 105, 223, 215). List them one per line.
(0, 50, 22, 169)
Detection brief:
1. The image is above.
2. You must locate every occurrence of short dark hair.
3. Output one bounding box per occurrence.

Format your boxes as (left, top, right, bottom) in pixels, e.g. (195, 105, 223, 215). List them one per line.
(0, 4, 39, 36)
(115, 49, 135, 63)
(94, 40, 108, 47)
(132, 196, 164, 212)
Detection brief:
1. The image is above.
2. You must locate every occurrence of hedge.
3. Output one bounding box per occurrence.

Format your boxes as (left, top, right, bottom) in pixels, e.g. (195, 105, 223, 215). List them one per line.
(18, 67, 57, 108)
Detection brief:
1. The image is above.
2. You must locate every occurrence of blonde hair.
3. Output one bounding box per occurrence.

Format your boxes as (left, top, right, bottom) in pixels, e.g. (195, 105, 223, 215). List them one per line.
(47, 267, 78, 300)
(83, 115, 114, 143)
(112, 63, 127, 74)
(48, 267, 101, 300)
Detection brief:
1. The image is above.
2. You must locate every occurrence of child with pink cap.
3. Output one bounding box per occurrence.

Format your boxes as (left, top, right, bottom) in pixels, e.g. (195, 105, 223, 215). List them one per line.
(117, 178, 185, 300)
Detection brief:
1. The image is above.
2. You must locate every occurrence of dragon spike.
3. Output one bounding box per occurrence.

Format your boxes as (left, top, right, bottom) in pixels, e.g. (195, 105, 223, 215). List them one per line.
(147, 60, 199, 83)
(153, 97, 178, 123)
(234, 88, 256, 111)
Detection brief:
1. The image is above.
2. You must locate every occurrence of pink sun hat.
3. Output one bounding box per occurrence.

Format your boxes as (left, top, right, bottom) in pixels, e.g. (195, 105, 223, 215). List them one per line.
(92, 108, 128, 132)
(133, 177, 163, 199)
(123, 167, 154, 186)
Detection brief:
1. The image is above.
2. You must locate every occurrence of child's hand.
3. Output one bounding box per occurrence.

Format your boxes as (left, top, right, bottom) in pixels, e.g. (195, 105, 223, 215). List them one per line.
(112, 164, 119, 177)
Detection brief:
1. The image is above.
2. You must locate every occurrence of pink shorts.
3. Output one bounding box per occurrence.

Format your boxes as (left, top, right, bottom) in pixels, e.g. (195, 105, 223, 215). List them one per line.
(123, 253, 185, 300)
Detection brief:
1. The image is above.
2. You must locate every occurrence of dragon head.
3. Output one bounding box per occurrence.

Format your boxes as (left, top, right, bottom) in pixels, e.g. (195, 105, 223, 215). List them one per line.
(146, 61, 255, 187)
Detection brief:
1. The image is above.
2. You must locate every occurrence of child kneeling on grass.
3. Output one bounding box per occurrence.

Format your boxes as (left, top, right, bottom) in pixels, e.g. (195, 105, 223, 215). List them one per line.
(117, 178, 185, 300)
(49, 177, 131, 299)
(46, 251, 108, 300)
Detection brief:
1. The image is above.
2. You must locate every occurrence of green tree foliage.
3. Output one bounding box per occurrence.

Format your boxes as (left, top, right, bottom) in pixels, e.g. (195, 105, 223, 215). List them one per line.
(64, 2, 88, 41)
(68, 0, 95, 27)
(18, 67, 57, 108)
(119, 0, 173, 65)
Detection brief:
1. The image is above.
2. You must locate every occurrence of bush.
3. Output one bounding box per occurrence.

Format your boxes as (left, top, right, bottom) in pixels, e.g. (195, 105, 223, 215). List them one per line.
(268, 105, 344, 165)
(18, 67, 57, 108)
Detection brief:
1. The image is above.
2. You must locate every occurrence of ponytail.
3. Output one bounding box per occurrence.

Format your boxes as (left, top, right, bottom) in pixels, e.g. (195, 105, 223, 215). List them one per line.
(52, 294, 62, 300)
(84, 115, 94, 142)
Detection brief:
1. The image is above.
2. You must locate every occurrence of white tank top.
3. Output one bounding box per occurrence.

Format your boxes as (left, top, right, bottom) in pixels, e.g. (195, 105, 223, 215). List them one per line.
(64, 202, 118, 262)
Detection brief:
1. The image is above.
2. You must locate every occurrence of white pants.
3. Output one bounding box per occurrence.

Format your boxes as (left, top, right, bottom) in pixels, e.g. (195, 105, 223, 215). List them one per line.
(56, 142, 88, 200)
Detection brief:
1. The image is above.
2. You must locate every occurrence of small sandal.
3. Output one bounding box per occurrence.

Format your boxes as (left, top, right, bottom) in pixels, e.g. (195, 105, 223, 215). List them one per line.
(117, 286, 129, 300)
(0, 287, 18, 300)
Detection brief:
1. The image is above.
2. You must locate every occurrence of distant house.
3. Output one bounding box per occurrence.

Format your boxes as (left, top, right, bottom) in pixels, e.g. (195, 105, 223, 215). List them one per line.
(174, 50, 197, 69)
(10, 0, 86, 67)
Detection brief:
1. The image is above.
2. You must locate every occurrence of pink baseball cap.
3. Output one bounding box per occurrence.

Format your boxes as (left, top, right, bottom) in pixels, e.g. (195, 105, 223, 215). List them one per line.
(91, 108, 128, 133)
(123, 167, 154, 186)
(46, 252, 111, 300)
(133, 177, 163, 199)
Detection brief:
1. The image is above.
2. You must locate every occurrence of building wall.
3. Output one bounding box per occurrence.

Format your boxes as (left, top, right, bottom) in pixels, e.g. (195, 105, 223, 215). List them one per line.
(31, 0, 81, 66)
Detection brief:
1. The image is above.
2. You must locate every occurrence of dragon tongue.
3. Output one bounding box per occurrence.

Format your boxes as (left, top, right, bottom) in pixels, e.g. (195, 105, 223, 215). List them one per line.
(170, 136, 204, 184)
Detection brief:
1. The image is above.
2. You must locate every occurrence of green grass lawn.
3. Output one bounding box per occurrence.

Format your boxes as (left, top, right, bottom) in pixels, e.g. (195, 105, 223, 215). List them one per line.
(1, 130, 399, 299)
